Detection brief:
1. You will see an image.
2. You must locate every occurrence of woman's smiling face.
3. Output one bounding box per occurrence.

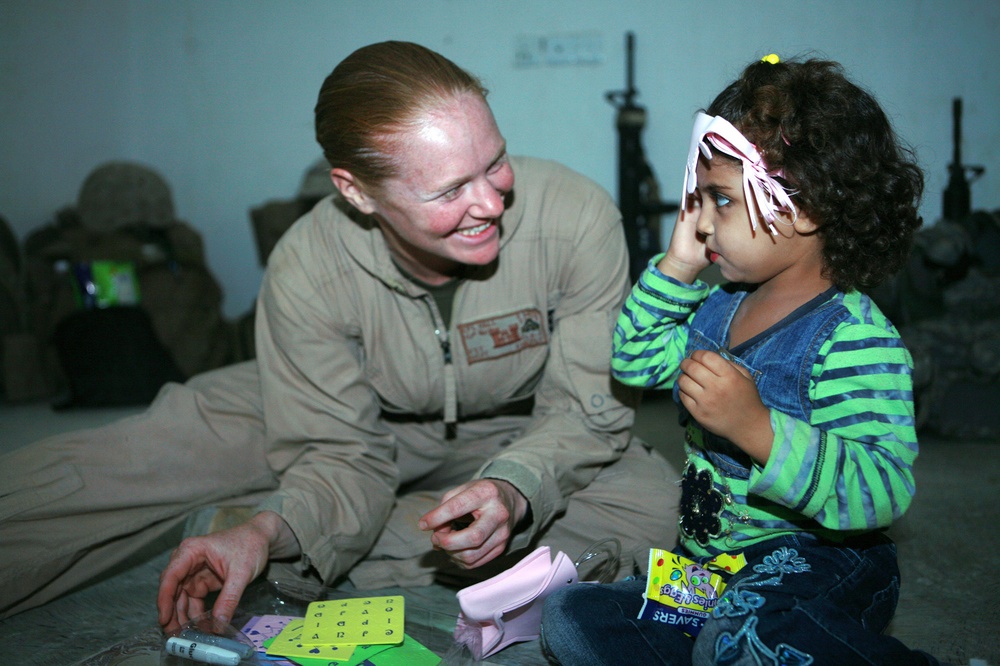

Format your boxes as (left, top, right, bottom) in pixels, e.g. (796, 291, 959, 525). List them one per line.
(359, 93, 514, 285)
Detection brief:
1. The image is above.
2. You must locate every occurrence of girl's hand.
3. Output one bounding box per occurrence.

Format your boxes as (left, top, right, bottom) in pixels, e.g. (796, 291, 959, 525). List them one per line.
(677, 350, 774, 464)
(657, 194, 710, 283)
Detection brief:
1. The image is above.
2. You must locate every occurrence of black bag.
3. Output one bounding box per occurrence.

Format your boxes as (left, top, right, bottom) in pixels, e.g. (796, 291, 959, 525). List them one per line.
(52, 306, 185, 407)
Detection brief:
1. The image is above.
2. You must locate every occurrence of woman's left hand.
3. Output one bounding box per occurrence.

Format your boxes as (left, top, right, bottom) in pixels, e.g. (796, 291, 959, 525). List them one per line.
(418, 479, 528, 569)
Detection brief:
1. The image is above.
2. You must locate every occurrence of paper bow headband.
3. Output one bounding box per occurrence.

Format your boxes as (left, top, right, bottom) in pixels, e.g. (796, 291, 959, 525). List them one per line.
(682, 111, 797, 234)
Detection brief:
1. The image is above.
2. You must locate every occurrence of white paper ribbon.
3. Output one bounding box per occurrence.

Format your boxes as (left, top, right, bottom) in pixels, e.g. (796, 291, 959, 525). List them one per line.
(683, 111, 797, 234)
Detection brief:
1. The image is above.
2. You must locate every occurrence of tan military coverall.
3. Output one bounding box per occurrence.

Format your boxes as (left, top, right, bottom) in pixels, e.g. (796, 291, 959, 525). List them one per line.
(0, 157, 679, 618)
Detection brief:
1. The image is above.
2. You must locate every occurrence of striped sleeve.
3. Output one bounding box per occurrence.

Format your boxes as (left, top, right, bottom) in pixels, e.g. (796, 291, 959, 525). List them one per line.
(749, 293, 918, 530)
(611, 257, 710, 388)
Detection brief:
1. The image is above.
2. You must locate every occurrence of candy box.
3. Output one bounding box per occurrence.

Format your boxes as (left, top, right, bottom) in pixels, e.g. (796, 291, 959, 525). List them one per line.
(637, 549, 735, 637)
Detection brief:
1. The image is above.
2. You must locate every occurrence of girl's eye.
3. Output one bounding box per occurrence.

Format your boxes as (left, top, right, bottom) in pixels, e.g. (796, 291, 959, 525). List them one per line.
(713, 192, 731, 208)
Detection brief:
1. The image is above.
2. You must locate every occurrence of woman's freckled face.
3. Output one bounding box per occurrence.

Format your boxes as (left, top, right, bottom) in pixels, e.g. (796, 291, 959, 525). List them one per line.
(367, 94, 515, 284)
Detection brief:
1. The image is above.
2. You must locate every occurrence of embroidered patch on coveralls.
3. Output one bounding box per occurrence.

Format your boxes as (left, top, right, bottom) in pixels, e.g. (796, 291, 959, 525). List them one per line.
(458, 308, 547, 363)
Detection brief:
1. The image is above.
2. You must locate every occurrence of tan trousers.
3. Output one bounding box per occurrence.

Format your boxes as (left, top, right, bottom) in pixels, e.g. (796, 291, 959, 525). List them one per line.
(0, 361, 679, 618)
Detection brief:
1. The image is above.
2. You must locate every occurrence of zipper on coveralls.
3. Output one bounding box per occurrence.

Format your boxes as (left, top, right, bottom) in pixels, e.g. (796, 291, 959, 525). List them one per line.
(424, 297, 458, 426)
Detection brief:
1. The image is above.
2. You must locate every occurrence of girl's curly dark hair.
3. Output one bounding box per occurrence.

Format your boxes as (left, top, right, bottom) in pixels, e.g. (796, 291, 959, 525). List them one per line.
(706, 58, 924, 292)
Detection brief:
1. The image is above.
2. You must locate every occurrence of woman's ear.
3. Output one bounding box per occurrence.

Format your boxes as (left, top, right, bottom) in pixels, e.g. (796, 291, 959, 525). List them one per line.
(330, 168, 376, 215)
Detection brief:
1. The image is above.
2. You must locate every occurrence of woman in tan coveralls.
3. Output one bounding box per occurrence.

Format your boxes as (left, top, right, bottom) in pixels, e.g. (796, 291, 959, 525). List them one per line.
(0, 42, 679, 631)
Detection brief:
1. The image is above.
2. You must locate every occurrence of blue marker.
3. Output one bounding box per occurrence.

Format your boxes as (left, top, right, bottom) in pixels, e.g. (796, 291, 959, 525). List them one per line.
(178, 629, 254, 659)
(164, 637, 241, 666)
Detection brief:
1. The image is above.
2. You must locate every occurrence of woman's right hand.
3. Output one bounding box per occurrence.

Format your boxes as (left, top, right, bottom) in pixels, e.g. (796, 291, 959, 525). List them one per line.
(156, 511, 297, 634)
(657, 193, 709, 283)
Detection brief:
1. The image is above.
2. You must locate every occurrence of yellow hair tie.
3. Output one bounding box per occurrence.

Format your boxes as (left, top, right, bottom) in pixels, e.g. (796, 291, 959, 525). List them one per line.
(761, 53, 780, 64)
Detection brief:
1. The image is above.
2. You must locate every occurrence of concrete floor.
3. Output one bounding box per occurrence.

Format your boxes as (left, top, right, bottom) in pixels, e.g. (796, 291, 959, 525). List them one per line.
(0, 394, 997, 665)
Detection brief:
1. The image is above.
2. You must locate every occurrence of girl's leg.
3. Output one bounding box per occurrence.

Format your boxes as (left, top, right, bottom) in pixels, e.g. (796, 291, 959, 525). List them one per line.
(541, 578, 694, 666)
(693, 535, 940, 666)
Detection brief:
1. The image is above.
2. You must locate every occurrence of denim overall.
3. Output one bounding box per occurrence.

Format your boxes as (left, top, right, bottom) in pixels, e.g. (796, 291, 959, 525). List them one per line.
(674, 283, 849, 554)
(542, 285, 938, 666)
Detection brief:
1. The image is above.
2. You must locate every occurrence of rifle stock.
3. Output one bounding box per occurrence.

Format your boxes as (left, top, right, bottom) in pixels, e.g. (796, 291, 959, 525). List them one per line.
(606, 32, 678, 281)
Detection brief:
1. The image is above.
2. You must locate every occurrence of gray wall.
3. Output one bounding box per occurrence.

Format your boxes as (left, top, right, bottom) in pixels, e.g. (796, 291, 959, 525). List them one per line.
(2, 0, 998, 316)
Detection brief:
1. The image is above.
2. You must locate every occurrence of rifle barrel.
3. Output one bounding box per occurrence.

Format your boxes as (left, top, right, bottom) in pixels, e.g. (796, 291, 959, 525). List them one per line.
(952, 97, 962, 167)
(625, 32, 635, 99)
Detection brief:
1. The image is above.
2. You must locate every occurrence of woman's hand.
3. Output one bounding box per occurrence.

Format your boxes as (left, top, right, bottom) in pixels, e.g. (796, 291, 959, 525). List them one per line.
(156, 511, 298, 634)
(657, 194, 710, 283)
(418, 479, 528, 569)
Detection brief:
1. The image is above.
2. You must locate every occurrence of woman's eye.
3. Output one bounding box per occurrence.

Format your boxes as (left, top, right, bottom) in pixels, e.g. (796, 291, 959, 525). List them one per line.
(440, 186, 462, 201)
(488, 155, 507, 174)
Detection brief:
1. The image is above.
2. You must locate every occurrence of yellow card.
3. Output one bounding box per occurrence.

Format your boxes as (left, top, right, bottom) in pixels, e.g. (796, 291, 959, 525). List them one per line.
(302, 596, 405, 646)
(265, 618, 357, 662)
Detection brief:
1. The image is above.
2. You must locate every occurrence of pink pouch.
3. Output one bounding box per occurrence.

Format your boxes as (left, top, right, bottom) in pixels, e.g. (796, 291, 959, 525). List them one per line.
(454, 546, 578, 659)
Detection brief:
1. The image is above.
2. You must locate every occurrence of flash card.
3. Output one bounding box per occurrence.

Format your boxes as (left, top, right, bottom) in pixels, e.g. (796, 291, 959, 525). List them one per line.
(301, 596, 405, 647)
(266, 618, 358, 662)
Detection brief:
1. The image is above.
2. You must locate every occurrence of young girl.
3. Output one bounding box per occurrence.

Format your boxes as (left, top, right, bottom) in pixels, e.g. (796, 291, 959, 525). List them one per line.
(541, 57, 939, 665)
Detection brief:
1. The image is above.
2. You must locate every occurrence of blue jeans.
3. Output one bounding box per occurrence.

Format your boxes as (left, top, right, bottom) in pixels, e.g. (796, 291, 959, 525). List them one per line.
(541, 533, 940, 666)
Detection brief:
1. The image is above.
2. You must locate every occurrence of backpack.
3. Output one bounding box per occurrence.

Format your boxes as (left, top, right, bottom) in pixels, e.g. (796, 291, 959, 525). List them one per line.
(20, 161, 242, 405)
(23, 211, 238, 402)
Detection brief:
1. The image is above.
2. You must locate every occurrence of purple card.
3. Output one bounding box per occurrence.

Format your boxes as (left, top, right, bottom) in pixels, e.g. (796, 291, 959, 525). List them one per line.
(241, 614, 301, 664)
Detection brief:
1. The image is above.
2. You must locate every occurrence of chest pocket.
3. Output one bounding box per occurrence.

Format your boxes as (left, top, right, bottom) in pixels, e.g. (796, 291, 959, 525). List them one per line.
(732, 303, 849, 423)
(686, 329, 763, 382)
(680, 330, 760, 474)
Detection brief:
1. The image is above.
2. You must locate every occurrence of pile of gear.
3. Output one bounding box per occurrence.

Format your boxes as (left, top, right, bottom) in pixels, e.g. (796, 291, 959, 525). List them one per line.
(1, 161, 241, 406)
(872, 208, 1000, 440)
(1, 159, 335, 408)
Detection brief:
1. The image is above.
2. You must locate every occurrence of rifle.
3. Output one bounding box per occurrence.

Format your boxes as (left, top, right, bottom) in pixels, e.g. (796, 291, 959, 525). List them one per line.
(606, 32, 678, 281)
(942, 97, 985, 222)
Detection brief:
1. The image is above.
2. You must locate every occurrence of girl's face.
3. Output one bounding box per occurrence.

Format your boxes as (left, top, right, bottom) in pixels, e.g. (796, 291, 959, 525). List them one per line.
(353, 94, 514, 285)
(694, 156, 821, 287)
